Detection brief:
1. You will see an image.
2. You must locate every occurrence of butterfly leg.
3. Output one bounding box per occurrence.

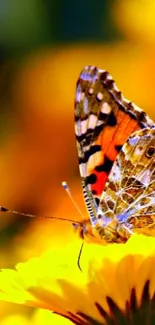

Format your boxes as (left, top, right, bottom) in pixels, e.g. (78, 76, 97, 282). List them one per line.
(122, 224, 135, 235)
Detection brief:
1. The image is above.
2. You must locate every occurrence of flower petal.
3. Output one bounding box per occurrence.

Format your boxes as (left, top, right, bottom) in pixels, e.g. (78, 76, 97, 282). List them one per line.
(0, 235, 155, 323)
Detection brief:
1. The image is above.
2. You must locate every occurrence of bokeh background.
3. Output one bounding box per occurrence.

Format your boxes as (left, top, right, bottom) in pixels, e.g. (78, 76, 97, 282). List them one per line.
(0, 0, 155, 322)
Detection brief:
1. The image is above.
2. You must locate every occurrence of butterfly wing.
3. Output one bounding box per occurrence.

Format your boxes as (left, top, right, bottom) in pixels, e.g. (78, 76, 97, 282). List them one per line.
(75, 65, 154, 227)
(97, 128, 155, 235)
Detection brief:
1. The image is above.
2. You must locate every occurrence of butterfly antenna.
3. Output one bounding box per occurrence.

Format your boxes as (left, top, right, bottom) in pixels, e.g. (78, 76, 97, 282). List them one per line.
(62, 181, 84, 219)
(0, 206, 80, 224)
(77, 241, 84, 272)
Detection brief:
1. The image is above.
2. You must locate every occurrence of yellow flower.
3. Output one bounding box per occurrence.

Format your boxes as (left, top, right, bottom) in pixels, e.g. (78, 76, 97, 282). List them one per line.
(114, 0, 155, 44)
(1, 309, 72, 325)
(0, 235, 155, 324)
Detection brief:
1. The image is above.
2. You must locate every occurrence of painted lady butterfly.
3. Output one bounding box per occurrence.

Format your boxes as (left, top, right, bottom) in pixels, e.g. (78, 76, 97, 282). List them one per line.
(75, 65, 155, 243)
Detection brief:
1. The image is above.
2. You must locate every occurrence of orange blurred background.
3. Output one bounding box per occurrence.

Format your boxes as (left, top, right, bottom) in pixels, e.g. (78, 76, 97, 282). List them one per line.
(0, 0, 155, 322)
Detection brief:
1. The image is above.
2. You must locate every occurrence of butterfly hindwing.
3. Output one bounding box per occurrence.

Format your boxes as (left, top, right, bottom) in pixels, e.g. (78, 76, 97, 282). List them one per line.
(75, 65, 154, 227)
(97, 128, 155, 234)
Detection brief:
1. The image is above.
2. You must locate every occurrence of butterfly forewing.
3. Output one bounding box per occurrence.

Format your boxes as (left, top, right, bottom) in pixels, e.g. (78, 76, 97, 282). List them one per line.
(75, 65, 154, 229)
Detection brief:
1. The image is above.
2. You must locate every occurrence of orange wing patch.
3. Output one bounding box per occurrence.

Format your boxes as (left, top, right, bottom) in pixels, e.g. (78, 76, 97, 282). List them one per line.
(88, 108, 141, 196)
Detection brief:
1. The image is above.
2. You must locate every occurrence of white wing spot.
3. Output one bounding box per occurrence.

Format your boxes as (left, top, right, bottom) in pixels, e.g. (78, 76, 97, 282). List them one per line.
(101, 102, 111, 114)
(96, 92, 103, 101)
(75, 119, 88, 136)
(75, 120, 81, 135)
(83, 97, 89, 114)
(88, 114, 98, 129)
(81, 119, 88, 134)
(135, 146, 143, 156)
(99, 69, 106, 73)
(80, 92, 85, 101)
(87, 151, 102, 174)
(76, 91, 85, 103)
(113, 84, 120, 92)
(139, 169, 151, 186)
(128, 135, 140, 146)
(110, 163, 121, 182)
(106, 74, 113, 81)
(79, 163, 86, 176)
(88, 88, 93, 94)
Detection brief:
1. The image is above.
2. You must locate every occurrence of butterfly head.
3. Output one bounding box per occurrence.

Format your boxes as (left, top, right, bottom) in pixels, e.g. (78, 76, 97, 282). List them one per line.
(72, 219, 101, 243)
(72, 220, 91, 239)
(72, 219, 109, 244)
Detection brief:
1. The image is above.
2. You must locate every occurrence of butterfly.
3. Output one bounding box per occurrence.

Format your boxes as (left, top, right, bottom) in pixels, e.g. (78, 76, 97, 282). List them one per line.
(75, 65, 155, 244)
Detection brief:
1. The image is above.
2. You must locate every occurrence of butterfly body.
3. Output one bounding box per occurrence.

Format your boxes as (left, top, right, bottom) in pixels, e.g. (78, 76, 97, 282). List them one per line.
(75, 217, 131, 244)
(75, 65, 155, 243)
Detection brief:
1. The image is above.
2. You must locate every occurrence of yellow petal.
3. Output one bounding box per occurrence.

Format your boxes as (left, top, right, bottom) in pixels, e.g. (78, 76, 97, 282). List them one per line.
(0, 235, 155, 323)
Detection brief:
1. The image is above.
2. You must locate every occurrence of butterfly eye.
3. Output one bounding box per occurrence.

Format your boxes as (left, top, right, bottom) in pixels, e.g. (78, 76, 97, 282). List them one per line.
(145, 145, 155, 158)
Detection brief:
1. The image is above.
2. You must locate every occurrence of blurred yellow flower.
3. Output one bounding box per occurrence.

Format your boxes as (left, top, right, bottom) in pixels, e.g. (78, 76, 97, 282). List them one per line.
(1, 315, 28, 325)
(0, 235, 155, 324)
(114, 0, 155, 44)
(1, 309, 72, 325)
